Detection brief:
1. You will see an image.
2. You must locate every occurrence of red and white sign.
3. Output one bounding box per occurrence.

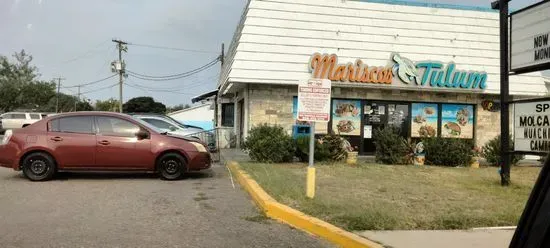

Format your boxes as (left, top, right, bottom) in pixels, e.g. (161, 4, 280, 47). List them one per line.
(297, 79, 331, 122)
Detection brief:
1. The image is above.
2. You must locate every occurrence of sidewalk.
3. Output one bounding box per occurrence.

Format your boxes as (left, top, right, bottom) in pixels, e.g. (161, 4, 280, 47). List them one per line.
(219, 148, 250, 163)
(358, 229, 514, 248)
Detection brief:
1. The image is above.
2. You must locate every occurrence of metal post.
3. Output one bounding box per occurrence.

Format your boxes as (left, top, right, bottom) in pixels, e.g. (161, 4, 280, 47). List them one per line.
(306, 122, 316, 198)
(498, 0, 511, 186)
(309, 122, 315, 167)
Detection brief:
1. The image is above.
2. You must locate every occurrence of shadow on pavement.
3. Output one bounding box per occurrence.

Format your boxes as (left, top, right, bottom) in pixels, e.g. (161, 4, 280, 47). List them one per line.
(0, 170, 215, 181)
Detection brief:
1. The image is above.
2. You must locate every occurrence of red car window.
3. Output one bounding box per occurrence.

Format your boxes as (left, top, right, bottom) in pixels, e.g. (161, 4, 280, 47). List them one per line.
(49, 116, 94, 134)
(96, 116, 140, 137)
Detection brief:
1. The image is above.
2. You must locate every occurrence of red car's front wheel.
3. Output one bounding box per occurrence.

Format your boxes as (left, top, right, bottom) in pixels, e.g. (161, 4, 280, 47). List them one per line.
(22, 152, 56, 181)
(157, 153, 187, 180)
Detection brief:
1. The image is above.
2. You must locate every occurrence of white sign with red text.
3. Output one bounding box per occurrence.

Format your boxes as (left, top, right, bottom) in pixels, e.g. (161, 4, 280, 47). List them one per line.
(297, 79, 331, 122)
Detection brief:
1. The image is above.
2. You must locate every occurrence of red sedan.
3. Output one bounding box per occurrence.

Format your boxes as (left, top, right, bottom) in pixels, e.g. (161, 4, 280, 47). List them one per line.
(0, 112, 211, 181)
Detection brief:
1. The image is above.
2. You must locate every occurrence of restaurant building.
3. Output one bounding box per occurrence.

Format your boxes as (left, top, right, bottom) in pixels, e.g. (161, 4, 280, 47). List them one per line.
(217, 0, 549, 154)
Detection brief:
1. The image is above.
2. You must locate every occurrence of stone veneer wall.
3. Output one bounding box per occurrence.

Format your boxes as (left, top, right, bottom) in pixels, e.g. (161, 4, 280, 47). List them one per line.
(247, 84, 503, 148)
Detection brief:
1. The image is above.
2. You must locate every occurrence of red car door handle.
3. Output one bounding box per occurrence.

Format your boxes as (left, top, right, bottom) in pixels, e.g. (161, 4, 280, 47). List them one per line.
(50, 137, 63, 142)
(98, 140, 110, 145)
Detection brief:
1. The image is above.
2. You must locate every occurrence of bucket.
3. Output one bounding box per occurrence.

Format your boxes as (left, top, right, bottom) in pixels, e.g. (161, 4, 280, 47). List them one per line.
(414, 154, 425, 166)
(471, 158, 480, 169)
(346, 152, 358, 165)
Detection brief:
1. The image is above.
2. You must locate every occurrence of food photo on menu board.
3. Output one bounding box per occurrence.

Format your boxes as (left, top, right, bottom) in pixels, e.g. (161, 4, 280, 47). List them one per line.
(411, 103, 438, 138)
(332, 99, 361, 136)
(441, 104, 474, 139)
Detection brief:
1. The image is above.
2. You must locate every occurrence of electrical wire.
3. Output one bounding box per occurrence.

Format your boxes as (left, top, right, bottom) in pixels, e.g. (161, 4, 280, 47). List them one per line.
(63, 74, 117, 88)
(127, 43, 219, 54)
(126, 57, 219, 81)
(59, 40, 111, 64)
(125, 73, 219, 91)
(80, 82, 119, 94)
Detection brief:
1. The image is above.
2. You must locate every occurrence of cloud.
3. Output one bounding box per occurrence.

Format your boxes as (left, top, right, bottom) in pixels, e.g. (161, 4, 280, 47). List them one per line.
(10, 0, 21, 13)
(442, 110, 455, 118)
(38, 0, 43, 5)
(26, 23, 32, 30)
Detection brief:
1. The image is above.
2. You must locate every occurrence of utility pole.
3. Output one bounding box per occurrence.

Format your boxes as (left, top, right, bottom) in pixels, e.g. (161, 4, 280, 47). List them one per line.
(74, 86, 81, 111)
(53, 77, 65, 113)
(112, 39, 128, 113)
(215, 43, 224, 127)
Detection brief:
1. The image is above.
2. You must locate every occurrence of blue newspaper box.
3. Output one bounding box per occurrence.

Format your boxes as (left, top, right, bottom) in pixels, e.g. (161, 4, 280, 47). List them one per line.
(292, 124, 311, 139)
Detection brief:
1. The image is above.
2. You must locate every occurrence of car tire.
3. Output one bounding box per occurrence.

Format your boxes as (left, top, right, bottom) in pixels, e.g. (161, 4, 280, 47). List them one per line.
(22, 152, 56, 181)
(157, 153, 187, 180)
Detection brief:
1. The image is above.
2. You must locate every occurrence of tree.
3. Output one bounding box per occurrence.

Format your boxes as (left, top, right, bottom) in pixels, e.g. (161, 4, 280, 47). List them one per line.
(39, 93, 92, 113)
(0, 50, 56, 112)
(123, 97, 166, 114)
(166, 103, 191, 113)
(95, 98, 120, 112)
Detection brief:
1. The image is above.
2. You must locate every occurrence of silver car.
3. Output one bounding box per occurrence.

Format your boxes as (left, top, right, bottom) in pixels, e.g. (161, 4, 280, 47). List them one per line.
(132, 115, 203, 138)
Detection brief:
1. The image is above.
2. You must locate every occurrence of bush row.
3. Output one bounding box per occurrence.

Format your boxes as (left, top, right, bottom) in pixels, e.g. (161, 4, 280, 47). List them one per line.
(243, 124, 522, 166)
(373, 126, 523, 166)
(243, 124, 349, 163)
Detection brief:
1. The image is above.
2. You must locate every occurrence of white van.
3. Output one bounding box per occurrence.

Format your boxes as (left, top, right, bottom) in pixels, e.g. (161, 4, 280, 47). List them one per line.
(0, 112, 43, 134)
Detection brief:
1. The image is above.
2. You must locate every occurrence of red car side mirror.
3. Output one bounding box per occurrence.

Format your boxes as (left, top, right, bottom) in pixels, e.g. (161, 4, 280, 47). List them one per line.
(136, 130, 150, 140)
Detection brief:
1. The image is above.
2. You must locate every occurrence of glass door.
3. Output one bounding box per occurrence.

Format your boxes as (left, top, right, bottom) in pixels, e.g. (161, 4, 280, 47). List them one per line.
(361, 102, 410, 154)
(362, 102, 387, 154)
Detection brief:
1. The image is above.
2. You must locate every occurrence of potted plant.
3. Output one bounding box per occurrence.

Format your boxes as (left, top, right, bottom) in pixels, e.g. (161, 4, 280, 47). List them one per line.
(471, 146, 481, 168)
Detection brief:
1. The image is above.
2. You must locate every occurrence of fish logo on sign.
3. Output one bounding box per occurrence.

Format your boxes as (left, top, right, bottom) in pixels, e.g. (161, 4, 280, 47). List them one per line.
(392, 53, 420, 85)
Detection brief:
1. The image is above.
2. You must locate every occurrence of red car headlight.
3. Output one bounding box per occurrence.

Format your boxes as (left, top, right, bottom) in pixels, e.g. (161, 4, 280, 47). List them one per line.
(190, 141, 208, 153)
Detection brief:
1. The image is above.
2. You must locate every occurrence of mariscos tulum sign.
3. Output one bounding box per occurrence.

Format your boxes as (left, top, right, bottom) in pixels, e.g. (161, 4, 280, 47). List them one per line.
(308, 53, 488, 91)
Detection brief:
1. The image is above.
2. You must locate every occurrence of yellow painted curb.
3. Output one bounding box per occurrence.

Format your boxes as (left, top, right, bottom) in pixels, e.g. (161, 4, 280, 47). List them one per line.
(227, 161, 383, 248)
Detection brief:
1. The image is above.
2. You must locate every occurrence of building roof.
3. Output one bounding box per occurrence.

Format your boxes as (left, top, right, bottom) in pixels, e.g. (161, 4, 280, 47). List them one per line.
(167, 103, 212, 115)
(191, 90, 218, 103)
(359, 0, 497, 13)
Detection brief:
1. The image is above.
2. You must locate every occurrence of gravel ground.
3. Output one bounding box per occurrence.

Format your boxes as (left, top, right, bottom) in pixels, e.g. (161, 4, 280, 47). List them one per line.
(0, 164, 332, 248)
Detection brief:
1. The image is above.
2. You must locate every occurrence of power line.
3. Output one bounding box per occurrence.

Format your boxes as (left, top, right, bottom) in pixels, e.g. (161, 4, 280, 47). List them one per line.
(126, 73, 220, 91)
(58, 40, 111, 64)
(127, 43, 219, 54)
(62, 74, 117, 88)
(124, 83, 196, 95)
(126, 58, 219, 81)
(80, 82, 120, 94)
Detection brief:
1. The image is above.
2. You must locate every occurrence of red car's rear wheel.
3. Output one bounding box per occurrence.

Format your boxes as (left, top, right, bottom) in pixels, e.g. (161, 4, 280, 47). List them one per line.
(22, 152, 56, 181)
(157, 153, 187, 180)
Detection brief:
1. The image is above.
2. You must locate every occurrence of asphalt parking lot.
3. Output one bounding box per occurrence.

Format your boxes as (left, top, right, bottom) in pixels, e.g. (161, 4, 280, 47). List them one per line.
(0, 164, 331, 248)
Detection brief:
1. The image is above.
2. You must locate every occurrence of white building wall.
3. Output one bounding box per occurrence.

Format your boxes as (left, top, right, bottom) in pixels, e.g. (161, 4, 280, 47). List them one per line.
(168, 104, 214, 130)
(221, 0, 546, 96)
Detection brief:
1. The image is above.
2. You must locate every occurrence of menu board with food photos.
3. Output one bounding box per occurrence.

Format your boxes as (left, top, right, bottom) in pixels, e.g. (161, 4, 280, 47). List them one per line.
(332, 99, 361, 136)
(441, 104, 474, 139)
(411, 103, 439, 138)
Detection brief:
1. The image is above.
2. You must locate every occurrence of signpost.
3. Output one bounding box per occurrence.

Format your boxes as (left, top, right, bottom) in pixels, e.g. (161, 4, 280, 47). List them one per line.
(510, 0, 550, 74)
(297, 78, 331, 198)
(514, 100, 550, 153)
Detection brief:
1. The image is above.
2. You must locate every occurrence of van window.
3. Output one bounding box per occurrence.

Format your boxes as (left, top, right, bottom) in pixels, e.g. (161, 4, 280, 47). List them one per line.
(30, 114, 41, 120)
(11, 114, 26, 119)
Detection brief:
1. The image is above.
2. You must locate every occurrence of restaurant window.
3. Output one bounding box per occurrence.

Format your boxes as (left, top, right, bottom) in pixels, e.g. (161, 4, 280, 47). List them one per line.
(221, 103, 234, 127)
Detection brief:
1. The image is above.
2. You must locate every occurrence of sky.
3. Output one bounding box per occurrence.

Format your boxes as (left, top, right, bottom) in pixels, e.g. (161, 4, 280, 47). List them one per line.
(0, 0, 547, 107)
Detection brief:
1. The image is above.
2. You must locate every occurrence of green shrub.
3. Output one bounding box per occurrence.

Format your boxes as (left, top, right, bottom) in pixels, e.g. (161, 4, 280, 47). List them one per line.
(295, 133, 349, 162)
(373, 126, 408, 164)
(321, 133, 349, 162)
(481, 134, 524, 166)
(295, 136, 330, 162)
(243, 124, 295, 163)
(422, 137, 474, 167)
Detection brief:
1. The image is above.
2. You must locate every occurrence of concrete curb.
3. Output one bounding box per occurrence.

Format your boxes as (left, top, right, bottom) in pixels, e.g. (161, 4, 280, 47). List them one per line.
(227, 161, 383, 248)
